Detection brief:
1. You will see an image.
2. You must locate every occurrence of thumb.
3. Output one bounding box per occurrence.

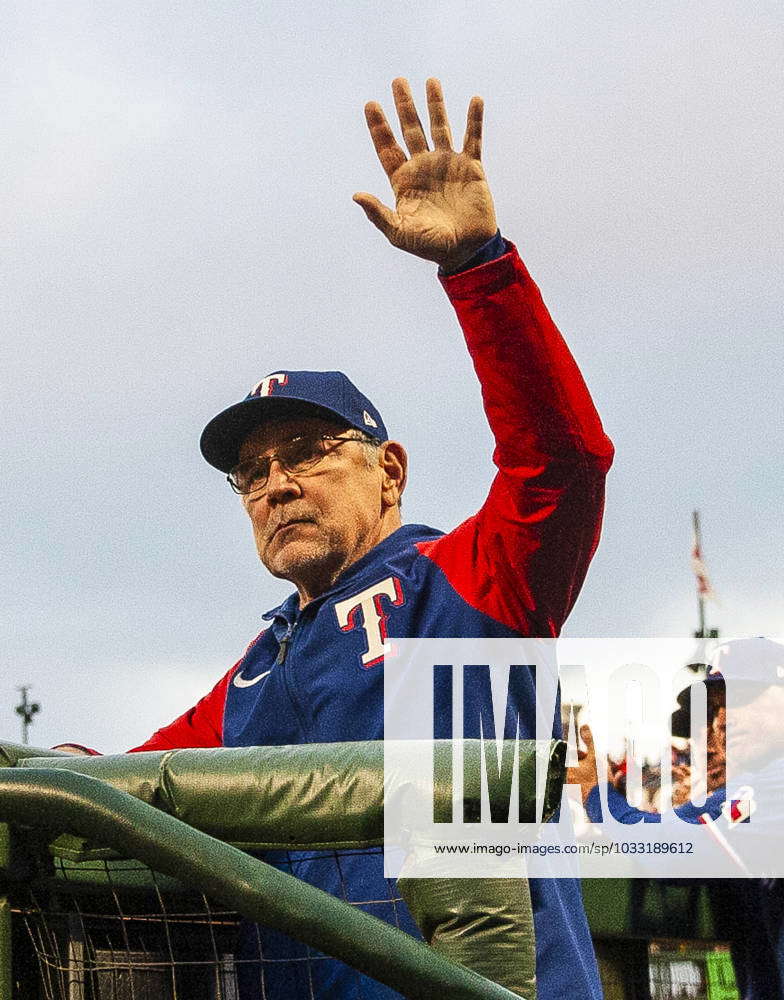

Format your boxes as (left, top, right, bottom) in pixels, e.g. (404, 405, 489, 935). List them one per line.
(579, 725, 595, 752)
(353, 192, 399, 240)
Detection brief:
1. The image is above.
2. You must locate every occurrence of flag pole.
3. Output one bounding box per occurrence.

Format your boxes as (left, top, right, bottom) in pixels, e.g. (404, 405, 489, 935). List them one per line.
(691, 510, 719, 640)
(693, 510, 706, 639)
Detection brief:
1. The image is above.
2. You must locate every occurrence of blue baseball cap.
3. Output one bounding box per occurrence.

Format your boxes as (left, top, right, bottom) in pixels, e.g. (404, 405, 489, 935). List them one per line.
(200, 370, 388, 473)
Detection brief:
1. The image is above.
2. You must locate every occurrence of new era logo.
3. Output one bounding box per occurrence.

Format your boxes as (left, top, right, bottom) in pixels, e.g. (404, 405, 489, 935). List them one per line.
(363, 410, 378, 429)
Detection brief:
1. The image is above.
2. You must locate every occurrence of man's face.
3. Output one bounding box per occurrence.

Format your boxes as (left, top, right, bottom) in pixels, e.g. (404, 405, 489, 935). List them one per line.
(705, 706, 727, 792)
(238, 416, 399, 602)
(725, 687, 783, 773)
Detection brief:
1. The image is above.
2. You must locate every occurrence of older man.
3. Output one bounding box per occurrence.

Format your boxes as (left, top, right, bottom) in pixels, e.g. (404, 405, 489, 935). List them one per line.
(124, 78, 613, 998)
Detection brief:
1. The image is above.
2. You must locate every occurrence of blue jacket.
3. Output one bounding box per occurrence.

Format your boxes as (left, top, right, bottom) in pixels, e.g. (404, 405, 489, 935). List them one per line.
(135, 243, 614, 998)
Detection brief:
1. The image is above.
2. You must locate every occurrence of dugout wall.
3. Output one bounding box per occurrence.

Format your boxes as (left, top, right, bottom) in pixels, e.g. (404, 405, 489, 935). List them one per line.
(0, 739, 564, 999)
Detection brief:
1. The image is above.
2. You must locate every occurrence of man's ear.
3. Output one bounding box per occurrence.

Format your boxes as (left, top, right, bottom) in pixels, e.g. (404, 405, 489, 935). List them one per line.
(380, 441, 407, 508)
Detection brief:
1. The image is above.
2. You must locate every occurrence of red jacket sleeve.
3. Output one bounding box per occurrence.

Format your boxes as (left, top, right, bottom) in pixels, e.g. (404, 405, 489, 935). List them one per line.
(417, 242, 614, 636)
(128, 661, 238, 752)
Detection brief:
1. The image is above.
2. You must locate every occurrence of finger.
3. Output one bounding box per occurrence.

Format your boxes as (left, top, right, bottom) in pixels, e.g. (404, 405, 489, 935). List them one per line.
(363, 101, 407, 180)
(391, 77, 429, 156)
(353, 192, 399, 239)
(425, 77, 453, 150)
(579, 724, 594, 749)
(462, 95, 484, 160)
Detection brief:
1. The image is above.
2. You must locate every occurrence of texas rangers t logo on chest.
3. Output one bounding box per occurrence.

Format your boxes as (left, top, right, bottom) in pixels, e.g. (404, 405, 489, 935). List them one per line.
(334, 577, 405, 668)
(250, 373, 288, 397)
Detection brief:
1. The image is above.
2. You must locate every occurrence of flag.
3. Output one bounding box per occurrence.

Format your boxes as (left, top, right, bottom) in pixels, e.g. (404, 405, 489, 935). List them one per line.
(691, 516, 717, 601)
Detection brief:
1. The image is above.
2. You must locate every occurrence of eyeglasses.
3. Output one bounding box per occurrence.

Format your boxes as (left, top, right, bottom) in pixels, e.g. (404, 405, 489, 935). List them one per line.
(227, 434, 368, 495)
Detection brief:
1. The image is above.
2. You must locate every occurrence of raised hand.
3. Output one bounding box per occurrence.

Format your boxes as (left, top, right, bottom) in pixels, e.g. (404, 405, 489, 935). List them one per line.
(566, 724, 602, 804)
(354, 77, 498, 272)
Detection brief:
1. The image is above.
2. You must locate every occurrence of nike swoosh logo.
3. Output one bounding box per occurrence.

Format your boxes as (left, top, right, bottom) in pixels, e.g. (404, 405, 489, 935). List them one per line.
(233, 668, 271, 689)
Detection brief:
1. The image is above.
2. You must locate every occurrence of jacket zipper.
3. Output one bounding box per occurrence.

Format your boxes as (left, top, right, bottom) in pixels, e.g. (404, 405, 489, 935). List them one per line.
(275, 620, 297, 665)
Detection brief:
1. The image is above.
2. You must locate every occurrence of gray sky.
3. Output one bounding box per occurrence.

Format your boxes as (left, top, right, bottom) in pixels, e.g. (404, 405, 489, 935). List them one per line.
(3, 1, 782, 752)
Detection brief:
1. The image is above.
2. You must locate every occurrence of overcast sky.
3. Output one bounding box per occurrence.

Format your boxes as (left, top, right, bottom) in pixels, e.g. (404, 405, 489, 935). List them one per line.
(3, 1, 782, 752)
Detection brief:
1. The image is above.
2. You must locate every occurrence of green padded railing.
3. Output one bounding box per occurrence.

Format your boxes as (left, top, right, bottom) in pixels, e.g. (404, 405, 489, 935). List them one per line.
(0, 768, 528, 1000)
(6, 739, 564, 854)
(0, 739, 565, 998)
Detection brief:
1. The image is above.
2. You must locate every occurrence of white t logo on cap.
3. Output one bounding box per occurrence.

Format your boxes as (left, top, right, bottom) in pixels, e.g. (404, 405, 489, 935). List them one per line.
(250, 373, 288, 397)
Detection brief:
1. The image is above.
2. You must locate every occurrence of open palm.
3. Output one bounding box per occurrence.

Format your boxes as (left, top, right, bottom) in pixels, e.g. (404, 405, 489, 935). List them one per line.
(354, 78, 498, 272)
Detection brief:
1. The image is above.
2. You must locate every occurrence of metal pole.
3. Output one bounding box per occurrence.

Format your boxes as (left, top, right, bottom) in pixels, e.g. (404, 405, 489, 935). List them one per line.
(693, 510, 706, 638)
(0, 769, 528, 1000)
(14, 687, 40, 746)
